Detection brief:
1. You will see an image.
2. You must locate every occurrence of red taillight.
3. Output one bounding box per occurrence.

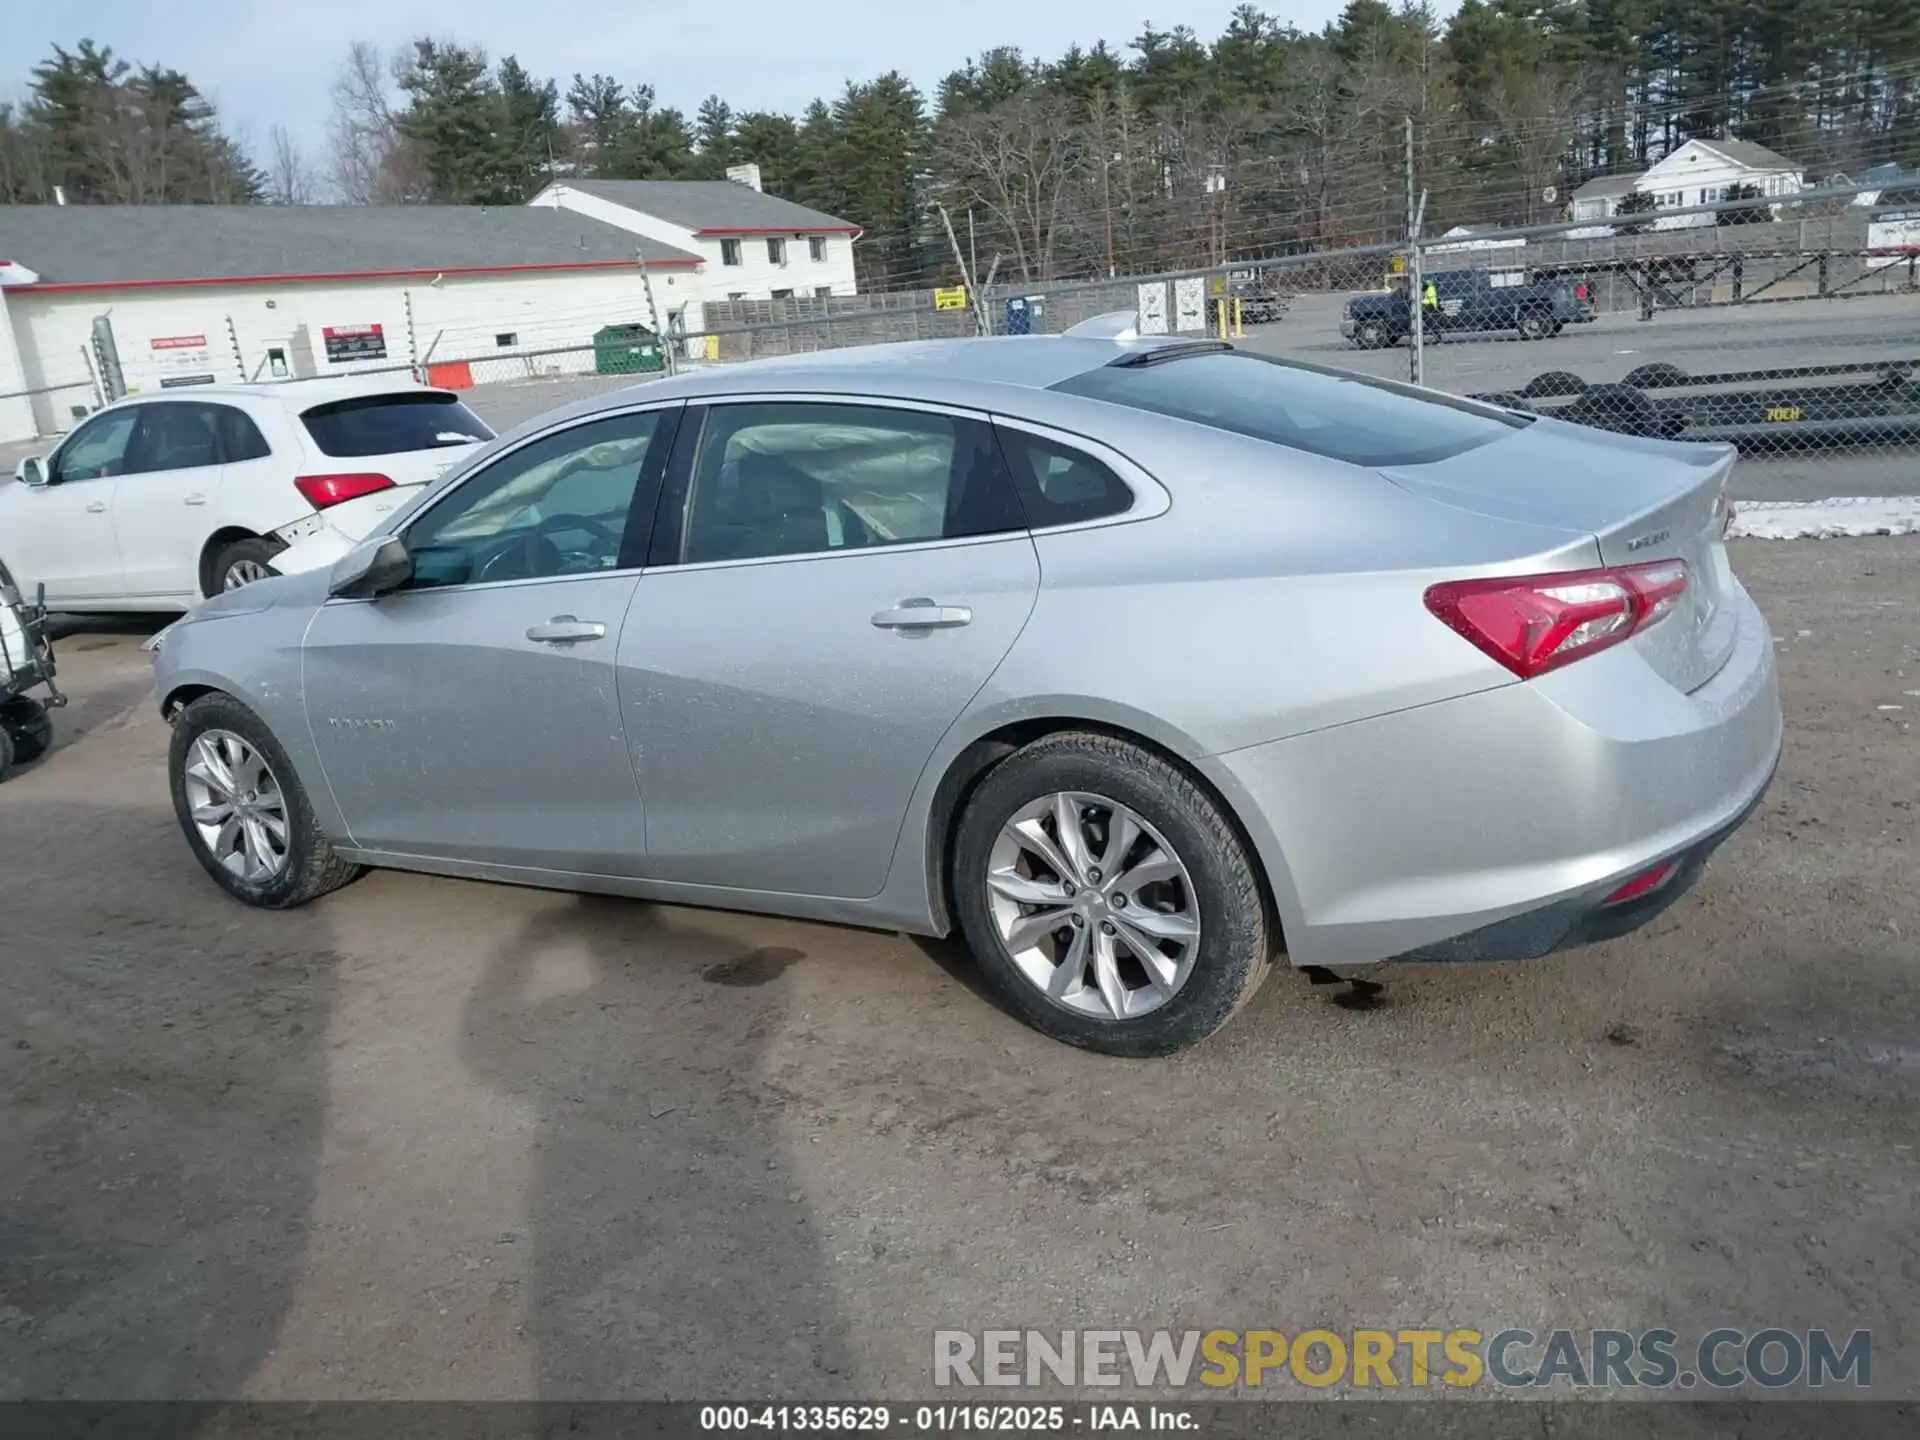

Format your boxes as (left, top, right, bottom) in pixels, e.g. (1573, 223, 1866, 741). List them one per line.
(1574, 282, 1590, 300)
(295, 472, 395, 510)
(1604, 860, 1678, 905)
(1424, 559, 1689, 678)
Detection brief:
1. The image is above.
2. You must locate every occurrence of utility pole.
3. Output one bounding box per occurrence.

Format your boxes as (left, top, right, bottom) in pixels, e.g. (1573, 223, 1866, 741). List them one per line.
(1102, 155, 1116, 278)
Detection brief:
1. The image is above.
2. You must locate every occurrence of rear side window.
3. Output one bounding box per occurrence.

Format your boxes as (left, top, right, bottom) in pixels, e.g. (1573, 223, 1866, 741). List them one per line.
(1053, 351, 1525, 468)
(212, 405, 272, 462)
(994, 426, 1132, 527)
(301, 393, 494, 458)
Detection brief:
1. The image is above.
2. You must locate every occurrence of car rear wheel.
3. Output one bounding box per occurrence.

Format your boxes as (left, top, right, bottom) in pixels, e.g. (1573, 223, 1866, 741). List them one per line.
(210, 537, 284, 597)
(169, 692, 362, 909)
(1516, 310, 1551, 340)
(1357, 321, 1386, 349)
(0, 696, 52, 766)
(952, 732, 1274, 1056)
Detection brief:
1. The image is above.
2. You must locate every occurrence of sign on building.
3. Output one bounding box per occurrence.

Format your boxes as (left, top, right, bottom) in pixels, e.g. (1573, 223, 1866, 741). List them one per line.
(1173, 276, 1206, 332)
(323, 324, 388, 363)
(933, 286, 969, 311)
(151, 334, 216, 389)
(1135, 282, 1169, 335)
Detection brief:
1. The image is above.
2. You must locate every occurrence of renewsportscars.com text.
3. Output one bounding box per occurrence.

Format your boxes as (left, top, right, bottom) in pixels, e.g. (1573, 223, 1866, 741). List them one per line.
(932, 1328, 1871, 1391)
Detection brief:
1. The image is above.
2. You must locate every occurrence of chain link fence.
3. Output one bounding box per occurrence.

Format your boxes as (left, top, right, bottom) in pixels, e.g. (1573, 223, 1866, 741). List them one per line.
(27, 180, 1914, 498)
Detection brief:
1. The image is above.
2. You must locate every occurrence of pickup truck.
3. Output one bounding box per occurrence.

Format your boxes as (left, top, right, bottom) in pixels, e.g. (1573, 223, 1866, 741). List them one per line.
(1341, 269, 1593, 348)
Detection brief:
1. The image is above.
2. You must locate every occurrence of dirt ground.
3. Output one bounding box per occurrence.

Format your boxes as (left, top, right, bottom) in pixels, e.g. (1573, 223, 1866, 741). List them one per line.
(1, 539, 1915, 1406)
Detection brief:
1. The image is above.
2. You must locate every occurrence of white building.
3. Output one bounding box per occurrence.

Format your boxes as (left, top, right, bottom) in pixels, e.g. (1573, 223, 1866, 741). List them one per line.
(0, 177, 864, 444)
(529, 171, 862, 307)
(1566, 138, 1805, 233)
(0, 203, 714, 442)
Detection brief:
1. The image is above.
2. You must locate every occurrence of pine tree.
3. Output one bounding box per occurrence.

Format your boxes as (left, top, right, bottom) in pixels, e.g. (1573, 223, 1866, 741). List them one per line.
(395, 39, 511, 203)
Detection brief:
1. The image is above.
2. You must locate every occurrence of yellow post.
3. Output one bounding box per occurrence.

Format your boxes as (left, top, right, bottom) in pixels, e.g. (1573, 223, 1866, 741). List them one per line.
(1233, 298, 1244, 338)
(1216, 299, 1228, 340)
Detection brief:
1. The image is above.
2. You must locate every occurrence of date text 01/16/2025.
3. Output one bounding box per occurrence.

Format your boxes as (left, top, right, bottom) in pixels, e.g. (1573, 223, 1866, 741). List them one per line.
(699, 1405, 1194, 1432)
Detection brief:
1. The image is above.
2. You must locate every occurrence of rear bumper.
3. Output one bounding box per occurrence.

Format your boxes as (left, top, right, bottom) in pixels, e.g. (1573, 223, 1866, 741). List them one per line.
(270, 484, 427, 578)
(1205, 576, 1782, 969)
(1387, 756, 1773, 961)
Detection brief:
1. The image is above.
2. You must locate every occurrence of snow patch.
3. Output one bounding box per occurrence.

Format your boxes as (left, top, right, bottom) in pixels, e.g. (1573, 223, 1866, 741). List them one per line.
(1729, 495, 1920, 540)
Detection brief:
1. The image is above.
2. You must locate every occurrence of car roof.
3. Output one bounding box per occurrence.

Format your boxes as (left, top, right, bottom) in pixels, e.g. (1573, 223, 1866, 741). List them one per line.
(534, 333, 1216, 433)
(109, 376, 449, 413)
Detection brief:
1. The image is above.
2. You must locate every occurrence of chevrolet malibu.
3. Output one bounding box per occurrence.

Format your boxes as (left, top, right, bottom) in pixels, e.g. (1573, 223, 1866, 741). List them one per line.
(151, 329, 1782, 1056)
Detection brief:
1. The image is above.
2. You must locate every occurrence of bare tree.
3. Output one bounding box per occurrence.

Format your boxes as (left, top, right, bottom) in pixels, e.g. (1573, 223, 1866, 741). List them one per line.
(1489, 67, 1585, 224)
(81, 85, 178, 203)
(267, 123, 316, 204)
(327, 40, 423, 202)
(1277, 46, 1378, 246)
(935, 89, 1081, 282)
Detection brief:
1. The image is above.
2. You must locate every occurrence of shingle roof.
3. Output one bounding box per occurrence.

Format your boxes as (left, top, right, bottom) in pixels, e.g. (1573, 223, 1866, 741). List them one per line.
(1571, 173, 1642, 201)
(1692, 138, 1801, 172)
(558, 180, 859, 234)
(0, 205, 702, 288)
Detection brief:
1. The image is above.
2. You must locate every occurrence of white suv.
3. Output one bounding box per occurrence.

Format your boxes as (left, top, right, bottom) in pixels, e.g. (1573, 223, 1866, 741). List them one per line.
(3, 378, 494, 612)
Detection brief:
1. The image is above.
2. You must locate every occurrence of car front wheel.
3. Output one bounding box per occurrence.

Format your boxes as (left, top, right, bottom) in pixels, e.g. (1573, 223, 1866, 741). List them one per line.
(952, 732, 1274, 1056)
(169, 692, 361, 908)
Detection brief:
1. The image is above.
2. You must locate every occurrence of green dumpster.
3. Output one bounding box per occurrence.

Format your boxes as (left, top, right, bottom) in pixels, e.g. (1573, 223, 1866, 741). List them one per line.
(593, 323, 665, 375)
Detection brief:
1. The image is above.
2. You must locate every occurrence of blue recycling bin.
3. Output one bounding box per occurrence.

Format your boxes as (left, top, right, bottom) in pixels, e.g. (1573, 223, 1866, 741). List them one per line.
(1003, 295, 1046, 335)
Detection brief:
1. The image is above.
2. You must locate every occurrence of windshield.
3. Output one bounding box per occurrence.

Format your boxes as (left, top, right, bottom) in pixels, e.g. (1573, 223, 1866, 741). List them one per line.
(301, 393, 494, 458)
(1052, 350, 1524, 468)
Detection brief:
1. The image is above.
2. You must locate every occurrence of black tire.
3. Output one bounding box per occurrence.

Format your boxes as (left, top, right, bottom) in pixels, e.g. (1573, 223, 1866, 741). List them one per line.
(1357, 321, 1386, 349)
(1562, 383, 1663, 438)
(951, 732, 1275, 1057)
(0, 725, 13, 784)
(207, 537, 285, 598)
(168, 691, 362, 909)
(0, 696, 52, 765)
(1516, 309, 1551, 341)
(1523, 370, 1589, 399)
(1623, 362, 1689, 390)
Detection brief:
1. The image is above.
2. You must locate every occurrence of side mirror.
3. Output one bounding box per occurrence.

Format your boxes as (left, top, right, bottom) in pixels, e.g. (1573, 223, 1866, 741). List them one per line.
(328, 535, 413, 600)
(15, 456, 47, 487)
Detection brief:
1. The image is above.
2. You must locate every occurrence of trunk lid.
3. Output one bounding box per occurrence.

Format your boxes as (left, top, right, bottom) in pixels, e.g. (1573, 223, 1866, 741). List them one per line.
(1379, 418, 1739, 693)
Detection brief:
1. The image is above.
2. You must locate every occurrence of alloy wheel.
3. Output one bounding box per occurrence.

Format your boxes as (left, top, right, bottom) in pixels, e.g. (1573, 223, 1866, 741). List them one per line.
(984, 791, 1201, 1022)
(182, 729, 290, 882)
(224, 559, 273, 590)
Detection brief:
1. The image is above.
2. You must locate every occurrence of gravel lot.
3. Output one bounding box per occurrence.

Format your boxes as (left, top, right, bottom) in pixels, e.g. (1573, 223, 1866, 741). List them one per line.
(2, 539, 1915, 1405)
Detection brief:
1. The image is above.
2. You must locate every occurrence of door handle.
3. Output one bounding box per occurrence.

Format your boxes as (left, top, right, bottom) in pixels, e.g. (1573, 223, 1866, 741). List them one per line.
(526, 616, 606, 644)
(871, 598, 972, 631)
(184, 494, 208, 506)
(85, 500, 107, 514)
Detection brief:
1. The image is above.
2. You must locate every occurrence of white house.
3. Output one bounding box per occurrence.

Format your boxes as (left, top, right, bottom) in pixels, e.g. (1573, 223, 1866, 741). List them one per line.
(1567, 173, 1641, 224)
(529, 169, 862, 323)
(0, 204, 705, 442)
(1566, 138, 1805, 233)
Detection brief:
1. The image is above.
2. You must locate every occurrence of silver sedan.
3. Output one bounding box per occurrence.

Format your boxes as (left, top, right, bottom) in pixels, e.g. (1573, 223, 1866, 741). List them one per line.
(152, 330, 1782, 1055)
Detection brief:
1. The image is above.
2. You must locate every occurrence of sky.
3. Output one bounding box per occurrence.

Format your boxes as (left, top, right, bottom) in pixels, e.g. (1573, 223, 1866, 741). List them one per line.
(14, 0, 1361, 164)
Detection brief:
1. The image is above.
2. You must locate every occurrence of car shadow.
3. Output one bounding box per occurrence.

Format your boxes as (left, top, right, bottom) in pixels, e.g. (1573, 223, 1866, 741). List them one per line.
(458, 896, 855, 1407)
